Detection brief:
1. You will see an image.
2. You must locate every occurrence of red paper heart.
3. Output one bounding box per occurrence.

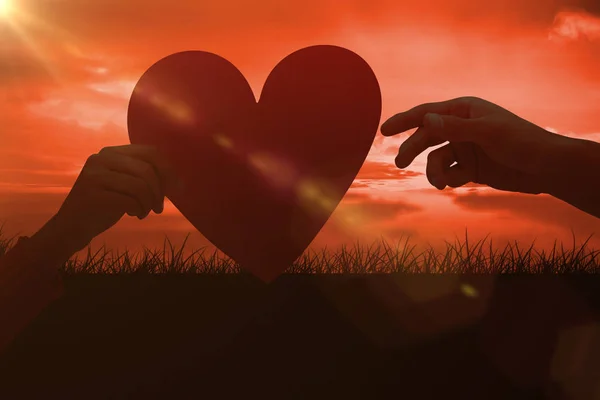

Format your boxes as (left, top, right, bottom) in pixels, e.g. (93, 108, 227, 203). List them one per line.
(128, 45, 381, 281)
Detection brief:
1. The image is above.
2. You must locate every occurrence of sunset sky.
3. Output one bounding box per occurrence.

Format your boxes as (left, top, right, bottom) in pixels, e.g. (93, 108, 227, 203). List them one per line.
(1, 0, 599, 258)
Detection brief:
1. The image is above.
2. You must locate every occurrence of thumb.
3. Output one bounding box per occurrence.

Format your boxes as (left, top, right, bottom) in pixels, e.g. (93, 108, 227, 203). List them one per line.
(424, 113, 484, 143)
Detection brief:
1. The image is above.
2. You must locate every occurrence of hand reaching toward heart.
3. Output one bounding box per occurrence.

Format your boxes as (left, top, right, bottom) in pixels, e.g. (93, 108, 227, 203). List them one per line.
(382, 96, 600, 219)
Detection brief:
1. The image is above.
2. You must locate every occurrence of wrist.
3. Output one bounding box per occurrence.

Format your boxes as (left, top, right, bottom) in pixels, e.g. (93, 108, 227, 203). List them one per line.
(28, 214, 91, 267)
(537, 133, 585, 196)
(539, 133, 600, 218)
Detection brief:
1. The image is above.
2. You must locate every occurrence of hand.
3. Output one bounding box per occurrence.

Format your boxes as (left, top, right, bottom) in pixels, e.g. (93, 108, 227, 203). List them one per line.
(50, 144, 178, 252)
(381, 96, 566, 194)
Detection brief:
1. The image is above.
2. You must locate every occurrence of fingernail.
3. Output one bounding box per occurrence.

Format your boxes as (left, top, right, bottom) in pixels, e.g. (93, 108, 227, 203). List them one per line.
(424, 113, 443, 129)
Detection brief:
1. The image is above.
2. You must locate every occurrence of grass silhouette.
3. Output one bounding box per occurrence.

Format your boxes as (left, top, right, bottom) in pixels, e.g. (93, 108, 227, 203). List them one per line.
(1, 224, 599, 399)
(1, 225, 598, 274)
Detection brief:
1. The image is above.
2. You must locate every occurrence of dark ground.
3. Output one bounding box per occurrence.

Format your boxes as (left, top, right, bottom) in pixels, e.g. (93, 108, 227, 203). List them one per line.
(0, 274, 599, 399)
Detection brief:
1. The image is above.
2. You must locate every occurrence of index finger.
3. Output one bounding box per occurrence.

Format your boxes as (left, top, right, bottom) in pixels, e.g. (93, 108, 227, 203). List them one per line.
(380, 97, 468, 136)
(105, 145, 179, 195)
(108, 144, 173, 176)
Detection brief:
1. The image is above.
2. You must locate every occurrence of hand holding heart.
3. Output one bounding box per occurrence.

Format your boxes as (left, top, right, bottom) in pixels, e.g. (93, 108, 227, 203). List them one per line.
(51, 144, 179, 255)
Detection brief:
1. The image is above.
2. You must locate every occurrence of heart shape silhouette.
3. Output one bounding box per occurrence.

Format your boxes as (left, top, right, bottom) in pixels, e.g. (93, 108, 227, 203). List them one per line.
(128, 45, 381, 281)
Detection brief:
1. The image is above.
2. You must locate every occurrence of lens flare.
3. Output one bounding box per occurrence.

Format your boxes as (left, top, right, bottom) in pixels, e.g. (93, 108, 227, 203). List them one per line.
(212, 134, 233, 149)
(248, 152, 297, 190)
(146, 92, 195, 125)
(296, 178, 340, 217)
(0, 0, 11, 18)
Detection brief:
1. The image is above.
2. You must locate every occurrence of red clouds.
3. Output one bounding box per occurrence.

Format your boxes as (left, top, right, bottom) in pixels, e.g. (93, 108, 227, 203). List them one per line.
(0, 0, 598, 255)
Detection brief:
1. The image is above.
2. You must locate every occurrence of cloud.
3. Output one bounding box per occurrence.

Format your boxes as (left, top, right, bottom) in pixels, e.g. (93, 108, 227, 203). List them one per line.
(337, 200, 422, 222)
(1, 0, 599, 255)
(336, 191, 423, 220)
(349, 181, 371, 189)
(0, 101, 129, 198)
(549, 9, 600, 41)
(313, 191, 425, 247)
(451, 192, 600, 235)
(0, 168, 77, 188)
(0, 192, 66, 236)
(330, 191, 424, 239)
(545, 127, 600, 142)
(355, 161, 422, 180)
(4, 0, 597, 86)
(28, 87, 129, 129)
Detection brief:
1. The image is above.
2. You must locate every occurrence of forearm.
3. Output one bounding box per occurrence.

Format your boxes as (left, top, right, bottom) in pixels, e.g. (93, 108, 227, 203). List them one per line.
(0, 214, 83, 353)
(27, 213, 89, 268)
(542, 135, 600, 219)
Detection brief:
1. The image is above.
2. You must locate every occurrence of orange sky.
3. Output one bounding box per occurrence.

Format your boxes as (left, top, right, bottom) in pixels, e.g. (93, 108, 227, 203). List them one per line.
(1, 0, 599, 258)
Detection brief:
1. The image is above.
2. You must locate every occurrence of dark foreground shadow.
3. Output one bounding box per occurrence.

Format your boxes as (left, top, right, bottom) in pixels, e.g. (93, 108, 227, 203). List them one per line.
(0, 274, 599, 399)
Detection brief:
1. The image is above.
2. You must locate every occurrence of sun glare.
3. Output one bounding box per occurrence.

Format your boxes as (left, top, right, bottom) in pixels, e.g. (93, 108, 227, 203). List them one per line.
(0, 0, 11, 18)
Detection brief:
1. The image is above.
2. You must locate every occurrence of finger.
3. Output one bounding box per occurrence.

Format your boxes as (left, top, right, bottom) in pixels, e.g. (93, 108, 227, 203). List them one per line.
(100, 191, 143, 219)
(395, 127, 445, 168)
(381, 97, 471, 136)
(423, 113, 486, 144)
(97, 150, 164, 213)
(426, 144, 457, 190)
(443, 166, 473, 188)
(95, 170, 155, 219)
(102, 145, 176, 191)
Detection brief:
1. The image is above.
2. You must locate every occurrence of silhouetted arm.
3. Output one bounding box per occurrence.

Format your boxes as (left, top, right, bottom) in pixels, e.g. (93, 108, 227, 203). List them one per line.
(542, 136, 600, 219)
(382, 97, 600, 220)
(0, 144, 176, 354)
(0, 215, 79, 353)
